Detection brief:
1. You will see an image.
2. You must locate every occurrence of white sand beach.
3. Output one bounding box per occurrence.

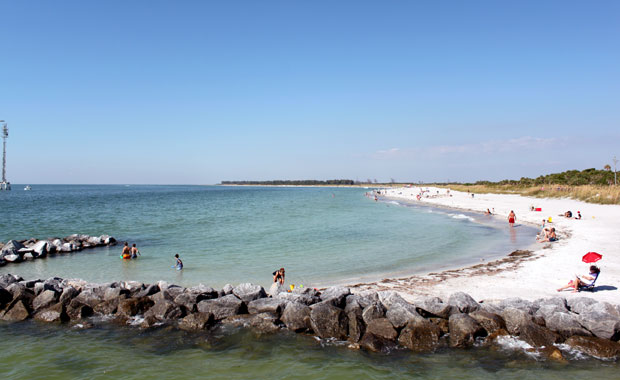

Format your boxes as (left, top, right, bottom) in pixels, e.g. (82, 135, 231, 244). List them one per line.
(352, 187, 620, 305)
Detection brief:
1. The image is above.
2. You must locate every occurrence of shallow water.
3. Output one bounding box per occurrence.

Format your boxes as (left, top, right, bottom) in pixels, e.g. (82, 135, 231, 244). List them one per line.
(0, 322, 617, 380)
(0, 185, 534, 288)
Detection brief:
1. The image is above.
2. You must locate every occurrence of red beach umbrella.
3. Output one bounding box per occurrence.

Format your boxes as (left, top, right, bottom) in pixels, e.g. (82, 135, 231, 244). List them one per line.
(582, 252, 602, 263)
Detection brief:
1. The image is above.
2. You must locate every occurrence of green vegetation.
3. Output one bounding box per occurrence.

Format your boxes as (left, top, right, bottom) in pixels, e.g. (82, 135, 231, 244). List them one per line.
(433, 168, 620, 205)
(221, 179, 356, 186)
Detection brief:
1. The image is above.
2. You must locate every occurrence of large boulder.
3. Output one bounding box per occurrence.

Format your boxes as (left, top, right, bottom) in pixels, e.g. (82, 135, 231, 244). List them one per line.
(566, 297, 598, 314)
(31, 241, 49, 258)
(34, 303, 68, 323)
(281, 302, 311, 332)
(0, 286, 12, 307)
(361, 302, 386, 324)
(519, 322, 560, 348)
(448, 292, 480, 313)
(197, 294, 245, 320)
(344, 298, 365, 342)
(276, 292, 320, 306)
(134, 284, 160, 298)
(247, 298, 288, 317)
(3, 253, 22, 263)
(1, 240, 24, 256)
(544, 312, 591, 339)
(564, 335, 620, 360)
(1, 300, 31, 321)
(577, 302, 620, 340)
(117, 297, 154, 317)
(448, 313, 486, 347)
(359, 331, 398, 353)
(398, 318, 442, 352)
(179, 312, 214, 330)
(319, 286, 350, 307)
(232, 283, 266, 303)
(268, 282, 286, 297)
(499, 298, 537, 314)
(221, 312, 281, 334)
(366, 318, 397, 341)
(73, 289, 103, 309)
(469, 310, 506, 334)
(416, 297, 455, 319)
(59, 287, 79, 304)
(0, 274, 22, 288)
(309, 302, 348, 339)
(501, 307, 533, 335)
(386, 303, 423, 329)
(32, 290, 59, 312)
(144, 300, 184, 321)
(103, 287, 128, 302)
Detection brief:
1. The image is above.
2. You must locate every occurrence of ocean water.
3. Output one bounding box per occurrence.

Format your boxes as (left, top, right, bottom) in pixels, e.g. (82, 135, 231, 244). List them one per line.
(1, 186, 616, 377)
(1, 185, 535, 289)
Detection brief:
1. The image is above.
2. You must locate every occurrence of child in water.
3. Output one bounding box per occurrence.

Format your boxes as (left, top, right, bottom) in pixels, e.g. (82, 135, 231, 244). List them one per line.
(174, 254, 183, 270)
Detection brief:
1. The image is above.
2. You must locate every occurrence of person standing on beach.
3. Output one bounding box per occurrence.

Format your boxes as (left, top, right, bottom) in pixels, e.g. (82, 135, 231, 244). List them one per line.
(508, 210, 516, 227)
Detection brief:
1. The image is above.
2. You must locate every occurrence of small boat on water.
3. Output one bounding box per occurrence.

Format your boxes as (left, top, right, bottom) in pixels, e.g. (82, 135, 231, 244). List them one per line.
(24, 185, 31, 191)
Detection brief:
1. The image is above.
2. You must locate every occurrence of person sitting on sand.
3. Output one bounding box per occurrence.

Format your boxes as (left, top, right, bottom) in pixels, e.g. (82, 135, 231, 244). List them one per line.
(536, 227, 549, 241)
(539, 227, 557, 242)
(575, 211, 582, 220)
(557, 266, 600, 293)
(563, 211, 573, 218)
(485, 208, 492, 215)
(131, 244, 141, 259)
(174, 254, 183, 270)
(508, 210, 516, 227)
(273, 267, 285, 285)
(121, 242, 131, 259)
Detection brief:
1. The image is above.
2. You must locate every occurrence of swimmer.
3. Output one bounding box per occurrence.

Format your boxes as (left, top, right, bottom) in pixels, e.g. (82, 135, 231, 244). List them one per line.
(174, 254, 183, 270)
(131, 244, 140, 259)
(121, 242, 131, 259)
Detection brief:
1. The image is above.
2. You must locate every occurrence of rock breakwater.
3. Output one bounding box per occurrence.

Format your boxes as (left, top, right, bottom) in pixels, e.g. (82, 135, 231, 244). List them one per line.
(0, 234, 117, 266)
(0, 274, 618, 361)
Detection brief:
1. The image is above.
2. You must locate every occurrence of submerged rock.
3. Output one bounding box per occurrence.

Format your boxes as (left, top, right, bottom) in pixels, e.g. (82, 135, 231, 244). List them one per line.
(564, 335, 620, 360)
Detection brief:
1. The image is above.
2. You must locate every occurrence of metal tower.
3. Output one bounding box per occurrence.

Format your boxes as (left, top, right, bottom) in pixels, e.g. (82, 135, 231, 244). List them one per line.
(0, 120, 10, 190)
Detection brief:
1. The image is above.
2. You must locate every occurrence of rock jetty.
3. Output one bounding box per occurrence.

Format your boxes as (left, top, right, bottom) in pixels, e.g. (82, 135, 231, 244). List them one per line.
(0, 274, 619, 361)
(0, 234, 117, 266)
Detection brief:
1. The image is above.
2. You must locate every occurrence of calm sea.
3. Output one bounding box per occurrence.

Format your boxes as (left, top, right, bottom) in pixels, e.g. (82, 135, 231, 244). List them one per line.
(4, 185, 611, 378)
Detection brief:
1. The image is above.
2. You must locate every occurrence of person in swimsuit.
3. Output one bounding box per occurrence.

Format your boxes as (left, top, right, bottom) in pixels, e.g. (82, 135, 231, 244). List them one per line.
(508, 210, 516, 227)
(557, 266, 600, 293)
(273, 268, 285, 285)
(539, 227, 557, 242)
(121, 242, 131, 259)
(131, 244, 140, 259)
(174, 254, 183, 270)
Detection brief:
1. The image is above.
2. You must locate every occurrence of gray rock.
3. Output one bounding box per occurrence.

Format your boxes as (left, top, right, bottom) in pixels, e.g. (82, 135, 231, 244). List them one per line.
(0, 286, 12, 307)
(1, 300, 30, 321)
(1, 240, 24, 256)
(319, 286, 350, 307)
(221, 312, 281, 334)
(34, 303, 68, 323)
(362, 302, 386, 324)
(3, 253, 22, 263)
(135, 284, 160, 298)
(366, 318, 397, 341)
(186, 284, 218, 300)
(567, 297, 598, 314)
(197, 294, 245, 320)
(519, 321, 560, 348)
(398, 318, 442, 352)
(448, 292, 480, 313)
(73, 289, 103, 308)
(359, 331, 398, 353)
(377, 291, 409, 309)
(544, 312, 592, 338)
(222, 284, 234, 295)
(448, 313, 486, 347)
(247, 298, 288, 317)
(416, 296, 455, 319)
(577, 302, 620, 340)
(499, 297, 537, 314)
(32, 290, 59, 311)
(59, 287, 79, 304)
(179, 313, 214, 330)
(144, 300, 184, 321)
(276, 292, 320, 306)
(386, 303, 422, 329)
(534, 304, 567, 326)
(309, 302, 348, 339)
(268, 282, 286, 297)
(117, 297, 154, 317)
(469, 310, 506, 334)
(501, 307, 533, 335)
(31, 241, 49, 257)
(232, 283, 266, 303)
(281, 302, 311, 332)
(0, 274, 21, 287)
(103, 287, 128, 301)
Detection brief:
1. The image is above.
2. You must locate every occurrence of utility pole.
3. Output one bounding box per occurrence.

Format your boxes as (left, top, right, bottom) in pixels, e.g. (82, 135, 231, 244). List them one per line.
(614, 156, 618, 186)
(0, 120, 10, 191)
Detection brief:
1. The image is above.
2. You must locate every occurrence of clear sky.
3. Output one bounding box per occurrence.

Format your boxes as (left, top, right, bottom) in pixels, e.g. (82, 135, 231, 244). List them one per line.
(1, 1, 618, 184)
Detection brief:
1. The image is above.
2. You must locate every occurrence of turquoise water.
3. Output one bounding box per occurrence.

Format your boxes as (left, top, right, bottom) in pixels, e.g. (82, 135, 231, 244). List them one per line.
(1, 185, 534, 288)
(0, 186, 616, 378)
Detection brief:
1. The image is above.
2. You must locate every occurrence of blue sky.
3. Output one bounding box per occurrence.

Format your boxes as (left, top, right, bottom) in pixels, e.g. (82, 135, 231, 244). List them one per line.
(1, 1, 618, 184)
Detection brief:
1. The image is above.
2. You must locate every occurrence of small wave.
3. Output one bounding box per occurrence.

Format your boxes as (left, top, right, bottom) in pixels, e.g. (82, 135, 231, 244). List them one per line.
(388, 201, 400, 205)
(494, 336, 541, 359)
(451, 214, 475, 222)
